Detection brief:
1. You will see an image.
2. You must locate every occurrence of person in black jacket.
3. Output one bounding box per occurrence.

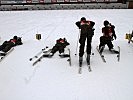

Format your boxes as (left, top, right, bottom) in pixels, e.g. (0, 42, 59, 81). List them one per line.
(47, 38, 70, 57)
(99, 20, 118, 54)
(76, 17, 95, 64)
(0, 36, 23, 53)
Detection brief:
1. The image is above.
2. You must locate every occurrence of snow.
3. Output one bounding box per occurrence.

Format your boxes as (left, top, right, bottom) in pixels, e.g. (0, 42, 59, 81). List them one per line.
(0, 9, 133, 100)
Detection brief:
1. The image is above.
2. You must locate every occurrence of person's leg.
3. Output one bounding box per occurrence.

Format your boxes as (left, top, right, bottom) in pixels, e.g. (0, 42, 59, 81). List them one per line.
(59, 46, 64, 54)
(50, 46, 58, 56)
(86, 36, 92, 54)
(106, 38, 114, 50)
(99, 36, 106, 53)
(0, 41, 8, 51)
(86, 36, 92, 63)
(2, 43, 13, 52)
(0, 45, 4, 51)
(79, 36, 86, 57)
(79, 35, 86, 65)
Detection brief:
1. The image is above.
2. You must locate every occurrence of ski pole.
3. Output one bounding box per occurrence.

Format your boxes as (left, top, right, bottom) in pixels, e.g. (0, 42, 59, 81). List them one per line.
(75, 29, 80, 56)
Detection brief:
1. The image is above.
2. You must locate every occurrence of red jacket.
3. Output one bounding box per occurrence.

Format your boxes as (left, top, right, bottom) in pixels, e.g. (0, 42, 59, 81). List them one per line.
(102, 26, 113, 37)
(9, 39, 17, 44)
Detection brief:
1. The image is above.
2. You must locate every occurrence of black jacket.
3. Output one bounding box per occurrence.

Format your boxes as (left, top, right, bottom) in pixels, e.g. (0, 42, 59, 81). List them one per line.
(56, 38, 69, 48)
(76, 20, 95, 29)
(76, 20, 95, 37)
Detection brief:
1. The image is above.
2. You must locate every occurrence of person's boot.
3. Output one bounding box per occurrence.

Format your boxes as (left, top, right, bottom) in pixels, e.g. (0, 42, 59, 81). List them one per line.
(43, 53, 53, 58)
(49, 53, 54, 57)
(109, 48, 119, 54)
(0, 51, 6, 56)
(79, 56, 83, 67)
(99, 46, 104, 54)
(86, 54, 90, 65)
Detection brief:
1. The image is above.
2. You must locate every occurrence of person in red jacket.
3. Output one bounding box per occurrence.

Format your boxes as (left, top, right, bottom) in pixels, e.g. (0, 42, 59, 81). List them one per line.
(0, 36, 22, 53)
(99, 20, 118, 54)
(47, 38, 70, 57)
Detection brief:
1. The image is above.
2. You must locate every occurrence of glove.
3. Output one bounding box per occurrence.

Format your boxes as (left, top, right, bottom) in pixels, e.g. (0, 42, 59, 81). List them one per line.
(114, 35, 117, 40)
(92, 28, 95, 31)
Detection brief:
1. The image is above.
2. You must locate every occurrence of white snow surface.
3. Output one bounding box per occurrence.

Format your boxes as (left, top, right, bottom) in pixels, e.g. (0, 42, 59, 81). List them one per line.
(0, 9, 133, 100)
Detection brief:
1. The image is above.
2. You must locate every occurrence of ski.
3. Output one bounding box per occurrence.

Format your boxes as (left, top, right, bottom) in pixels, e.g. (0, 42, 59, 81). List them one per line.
(78, 54, 92, 74)
(109, 46, 120, 61)
(59, 48, 71, 66)
(117, 46, 120, 62)
(96, 46, 106, 63)
(0, 48, 14, 62)
(32, 49, 52, 66)
(67, 48, 71, 66)
(85, 54, 92, 72)
(78, 61, 91, 74)
(29, 46, 48, 61)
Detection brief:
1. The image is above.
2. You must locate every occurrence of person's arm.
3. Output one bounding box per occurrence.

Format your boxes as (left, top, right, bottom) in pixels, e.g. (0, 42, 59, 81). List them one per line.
(90, 21, 95, 28)
(111, 25, 117, 40)
(75, 21, 81, 29)
(131, 30, 133, 37)
(15, 37, 23, 45)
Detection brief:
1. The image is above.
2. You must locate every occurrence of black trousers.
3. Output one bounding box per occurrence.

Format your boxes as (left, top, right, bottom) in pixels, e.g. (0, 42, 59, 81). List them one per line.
(0, 42, 14, 52)
(99, 36, 113, 50)
(79, 35, 92, 57)
(51, 44, 65, 54)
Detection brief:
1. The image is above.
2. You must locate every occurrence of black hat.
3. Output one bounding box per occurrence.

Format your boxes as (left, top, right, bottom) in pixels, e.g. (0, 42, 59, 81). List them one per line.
(104, 20, 109, 26)
(81, 17, 86, 21)
(13, 36, 18, 40)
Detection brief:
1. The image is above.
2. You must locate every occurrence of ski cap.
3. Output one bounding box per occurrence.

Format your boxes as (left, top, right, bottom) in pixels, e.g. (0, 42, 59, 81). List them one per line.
(104, 20, 109, 26)
(80, 17, 86, 21)
(13, 36, 18, 40)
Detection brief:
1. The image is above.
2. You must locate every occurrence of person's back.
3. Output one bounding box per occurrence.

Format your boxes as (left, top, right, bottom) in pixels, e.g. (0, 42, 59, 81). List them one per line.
(56, 38, 69, 47)
(81, 21, 91, 34)
(102, 26, 112, 38)
(99, 20, 118, 54)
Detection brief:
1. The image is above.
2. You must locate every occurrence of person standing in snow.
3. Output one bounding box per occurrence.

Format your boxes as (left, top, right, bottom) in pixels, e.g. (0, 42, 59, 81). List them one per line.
(75, 17, 95, 65)
(98, 20, 118, 54)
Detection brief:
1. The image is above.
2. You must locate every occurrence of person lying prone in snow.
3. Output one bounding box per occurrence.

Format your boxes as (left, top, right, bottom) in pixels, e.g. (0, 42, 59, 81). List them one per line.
(43, 38, 70, 57)
(0, 36, 23, 53)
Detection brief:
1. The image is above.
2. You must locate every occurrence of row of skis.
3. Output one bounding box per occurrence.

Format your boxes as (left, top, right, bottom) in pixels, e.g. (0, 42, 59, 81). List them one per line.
(0, 46, 120, 74)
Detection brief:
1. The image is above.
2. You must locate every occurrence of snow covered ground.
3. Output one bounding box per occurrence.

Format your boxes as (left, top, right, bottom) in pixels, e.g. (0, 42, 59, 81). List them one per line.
(0, 9, 133, 100)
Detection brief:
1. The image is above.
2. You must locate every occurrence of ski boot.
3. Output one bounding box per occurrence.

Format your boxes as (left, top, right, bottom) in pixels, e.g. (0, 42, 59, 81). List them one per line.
(43, 53, 53, 58)
(86, 54, 90, 65)
(0, 51, 6, 56)
(59, 53, 70, 58)
(79, 56, 83, 67)
(99, 46, 105, 54)
(109, 48, 119, 54)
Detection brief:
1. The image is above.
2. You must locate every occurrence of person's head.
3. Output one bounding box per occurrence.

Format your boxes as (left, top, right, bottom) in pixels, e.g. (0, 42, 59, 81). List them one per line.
(13, 36, 18, 40)
(63, 38, 66, 41)
(104, 20, 109, 26)
(80, 17, 86, 21)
